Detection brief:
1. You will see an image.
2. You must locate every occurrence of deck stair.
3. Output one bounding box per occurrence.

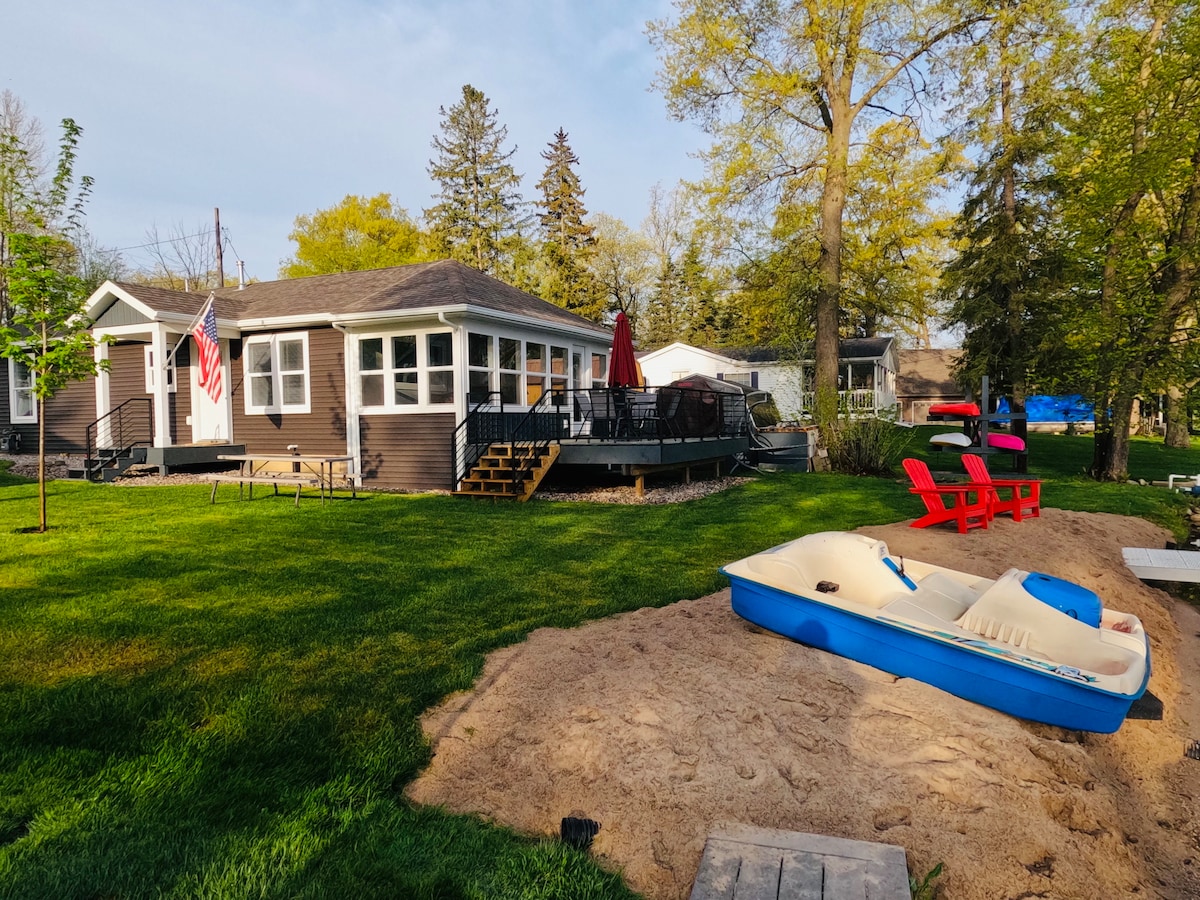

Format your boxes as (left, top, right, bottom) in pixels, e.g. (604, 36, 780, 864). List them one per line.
(454, 443, 559, 501)
(69, 446, 149, 482)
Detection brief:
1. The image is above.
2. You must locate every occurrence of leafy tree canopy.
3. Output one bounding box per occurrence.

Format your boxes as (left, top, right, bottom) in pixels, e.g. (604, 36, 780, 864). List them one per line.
(281, 193, 432, 278)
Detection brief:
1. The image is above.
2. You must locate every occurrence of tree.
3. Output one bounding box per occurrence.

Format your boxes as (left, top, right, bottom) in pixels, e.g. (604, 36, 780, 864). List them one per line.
(1051, 0, 1200, 480)
(536, 128, 594, 252)
(0, 90, 48, 325)
(650, 0, 987, 431)
(426, 85, 527, 276)
(130, 221, 223, 291)
(587, 213, 655, 330)
(532, 129, 606, 318)
(941, 0, 1074, 457)
(281, 193, 431, 278)
(0, 118, 102, 532)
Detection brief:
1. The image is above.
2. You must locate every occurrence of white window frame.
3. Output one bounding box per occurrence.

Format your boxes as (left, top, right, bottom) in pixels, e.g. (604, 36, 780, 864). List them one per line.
(144, 346, 177, 394)
(8, 358, 36, 423)
(356, 328, 456, 413)
(242, 332, 311, 415)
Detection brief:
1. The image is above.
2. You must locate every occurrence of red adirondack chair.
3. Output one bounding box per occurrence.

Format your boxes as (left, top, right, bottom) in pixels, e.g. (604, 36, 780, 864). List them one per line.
(962, 453, 1041, 522)
(901, 458, 990, 533)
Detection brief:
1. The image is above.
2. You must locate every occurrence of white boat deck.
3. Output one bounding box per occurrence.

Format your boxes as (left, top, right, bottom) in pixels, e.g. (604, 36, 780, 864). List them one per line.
(689, 825, 911, 899)
(1122, 547, 1200, 583)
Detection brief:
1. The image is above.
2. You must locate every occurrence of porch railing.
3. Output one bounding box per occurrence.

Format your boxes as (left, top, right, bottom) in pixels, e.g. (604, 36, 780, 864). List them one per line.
(85, 398, 153, 480)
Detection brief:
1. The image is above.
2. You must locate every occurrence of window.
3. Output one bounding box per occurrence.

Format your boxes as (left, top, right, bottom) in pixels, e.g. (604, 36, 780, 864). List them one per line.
(499, 337, 521, 404)
(467, 332, 493, 404)
(357, 330, 454, 410)
(591, 353, 607, 388)
(9, 359, 35, 423)
(144, 346, 176, 393)
(243, 333, 310, 414)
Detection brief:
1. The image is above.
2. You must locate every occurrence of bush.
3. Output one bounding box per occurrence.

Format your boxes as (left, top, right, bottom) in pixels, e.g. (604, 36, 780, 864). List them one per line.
(826, 418, 913, 476)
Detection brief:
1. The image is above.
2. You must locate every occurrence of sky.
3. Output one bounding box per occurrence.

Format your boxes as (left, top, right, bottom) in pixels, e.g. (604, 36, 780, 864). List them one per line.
(5, 0, 707, 283)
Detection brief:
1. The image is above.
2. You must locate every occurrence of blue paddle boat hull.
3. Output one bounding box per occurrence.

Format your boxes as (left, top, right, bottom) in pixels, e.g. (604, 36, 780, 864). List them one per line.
(721, 533, 1151, 733)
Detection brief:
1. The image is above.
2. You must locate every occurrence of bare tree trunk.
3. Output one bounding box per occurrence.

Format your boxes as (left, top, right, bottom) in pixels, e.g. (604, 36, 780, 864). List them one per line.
(1092, 390, 1136, 481)
(37, 395, 46, 533)
(1165, 386, 1191, 448)
(815, 108, 851, 434)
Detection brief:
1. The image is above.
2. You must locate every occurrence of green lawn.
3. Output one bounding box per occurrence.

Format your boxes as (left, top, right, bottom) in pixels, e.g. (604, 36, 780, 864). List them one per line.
(0, 430, 1195, 899)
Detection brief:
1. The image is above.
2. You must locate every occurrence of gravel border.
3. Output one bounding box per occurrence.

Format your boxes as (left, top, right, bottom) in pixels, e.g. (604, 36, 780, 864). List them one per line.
(1, 454, 751, 504)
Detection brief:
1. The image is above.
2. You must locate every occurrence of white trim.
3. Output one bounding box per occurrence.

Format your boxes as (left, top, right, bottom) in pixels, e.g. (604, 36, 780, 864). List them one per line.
(8, 358, 36, 424)
(242, 331, 312, 415)
(355, 327, 457, 413)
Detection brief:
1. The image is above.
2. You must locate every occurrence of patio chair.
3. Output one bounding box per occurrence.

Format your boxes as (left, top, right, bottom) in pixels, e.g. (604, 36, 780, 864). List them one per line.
(961, 454, 1041, 522)
(901, 457, 990, 534)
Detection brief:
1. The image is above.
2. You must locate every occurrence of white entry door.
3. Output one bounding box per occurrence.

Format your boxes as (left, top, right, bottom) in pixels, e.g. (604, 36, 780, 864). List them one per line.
(191, 343, 231, 442)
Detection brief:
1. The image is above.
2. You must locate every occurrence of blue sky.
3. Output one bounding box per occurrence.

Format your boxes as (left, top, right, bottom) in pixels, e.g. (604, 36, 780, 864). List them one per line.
(5, 1, 705, 281)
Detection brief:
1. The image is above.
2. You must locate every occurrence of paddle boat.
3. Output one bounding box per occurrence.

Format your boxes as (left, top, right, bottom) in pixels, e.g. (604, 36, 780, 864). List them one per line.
(721, 532, 1151, 732)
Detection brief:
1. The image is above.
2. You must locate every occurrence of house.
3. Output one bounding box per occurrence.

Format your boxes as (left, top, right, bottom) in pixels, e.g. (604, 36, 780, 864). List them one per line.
(636, 338, 899, 421)
(3, 260, 616, 491)
(895, 348, 963, 423)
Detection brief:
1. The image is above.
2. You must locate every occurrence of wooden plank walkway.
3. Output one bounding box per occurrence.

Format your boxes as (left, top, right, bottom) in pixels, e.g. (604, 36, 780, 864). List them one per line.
(689, 824, 911, 899)
(1122, 547, 1200, 583)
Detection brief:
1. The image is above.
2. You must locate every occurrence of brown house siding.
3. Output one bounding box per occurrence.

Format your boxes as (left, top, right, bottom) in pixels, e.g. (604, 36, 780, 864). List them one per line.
(41, 377, 97, 454)
(172, 342, 191, 444)
(359, 413, 456, 490)
(229, 326, 347, 456)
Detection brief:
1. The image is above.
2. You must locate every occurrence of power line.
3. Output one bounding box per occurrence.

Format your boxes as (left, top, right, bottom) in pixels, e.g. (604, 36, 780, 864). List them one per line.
(109, 228, 213, 254)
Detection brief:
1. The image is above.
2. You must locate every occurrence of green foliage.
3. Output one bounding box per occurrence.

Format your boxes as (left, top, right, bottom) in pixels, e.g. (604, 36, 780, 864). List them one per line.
(281, 193, 432, 278)
(1, 432, 1197, 894)
(649, 0, 987, 426)
(826, 418, 914, 476)
(425, 84, 527, 277)
(0, 116, 100, 532)
(1050, 2, 1200, 480)
(909, 861, 944, 900)
(535, 129, 593, 253)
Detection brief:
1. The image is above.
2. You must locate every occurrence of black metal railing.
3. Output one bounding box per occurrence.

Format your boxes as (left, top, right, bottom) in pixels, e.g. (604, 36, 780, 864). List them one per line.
(85, 398, 153, 480)
(452, 392, 504, 487)
(506, 391, 570, 492)
(450, 385, 754, 489)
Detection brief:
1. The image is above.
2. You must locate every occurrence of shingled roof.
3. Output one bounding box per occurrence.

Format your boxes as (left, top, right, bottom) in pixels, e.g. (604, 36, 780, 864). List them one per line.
(896, 348, 962, 397)
(113, 260, 610, 336)
(696, 337, 894, 364)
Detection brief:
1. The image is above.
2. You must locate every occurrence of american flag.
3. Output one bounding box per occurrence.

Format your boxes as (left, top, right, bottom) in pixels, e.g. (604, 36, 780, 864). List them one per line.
(193, 299, 223, 403)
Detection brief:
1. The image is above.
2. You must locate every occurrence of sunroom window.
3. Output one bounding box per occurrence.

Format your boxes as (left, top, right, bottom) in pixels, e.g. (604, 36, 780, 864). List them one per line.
(243, 333, 310, 414)
(357, 331, 454, 410)
(467, 332, 493, 404)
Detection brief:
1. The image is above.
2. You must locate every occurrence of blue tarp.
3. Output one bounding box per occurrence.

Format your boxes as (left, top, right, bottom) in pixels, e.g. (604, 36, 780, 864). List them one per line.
(995, 394, 1094, 423)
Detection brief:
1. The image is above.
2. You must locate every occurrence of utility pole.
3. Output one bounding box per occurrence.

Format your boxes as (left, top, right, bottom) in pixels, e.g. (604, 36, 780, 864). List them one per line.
(214, 207, 224, 287)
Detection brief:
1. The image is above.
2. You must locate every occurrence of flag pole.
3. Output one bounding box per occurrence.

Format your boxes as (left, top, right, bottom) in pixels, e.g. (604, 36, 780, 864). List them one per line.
(164, 292, 215, 370)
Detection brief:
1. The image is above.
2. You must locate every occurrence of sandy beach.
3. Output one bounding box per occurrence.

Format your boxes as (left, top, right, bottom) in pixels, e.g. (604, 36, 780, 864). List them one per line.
(408, 509, 1200, 899)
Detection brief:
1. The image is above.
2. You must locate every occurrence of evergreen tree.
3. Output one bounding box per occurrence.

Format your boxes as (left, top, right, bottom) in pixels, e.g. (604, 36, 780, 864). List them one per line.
(425, 85, 526, 276)
(536, 128, 594, 251)
(532, 128, 605, 318)
(941, 0, 1073, 457)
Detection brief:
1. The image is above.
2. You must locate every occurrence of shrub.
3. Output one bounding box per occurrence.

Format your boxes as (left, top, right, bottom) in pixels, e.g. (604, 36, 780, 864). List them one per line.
(826, 418, 913, 476)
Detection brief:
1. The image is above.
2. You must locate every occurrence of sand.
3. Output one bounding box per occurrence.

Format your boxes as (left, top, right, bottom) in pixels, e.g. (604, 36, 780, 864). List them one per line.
(406, 509, 1200, 899)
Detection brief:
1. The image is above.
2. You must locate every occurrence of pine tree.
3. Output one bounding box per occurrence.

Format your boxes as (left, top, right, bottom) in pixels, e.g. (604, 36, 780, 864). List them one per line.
(533, 128, 605, 318)
(425, 85, 525, 276)
(536, 128, 594, 252)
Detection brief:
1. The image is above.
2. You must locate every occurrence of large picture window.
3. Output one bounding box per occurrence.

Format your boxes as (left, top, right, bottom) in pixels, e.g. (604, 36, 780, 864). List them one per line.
(243, 332, 310, 414)
(357, 330, 455, 410)
(8, 359, 35, 423)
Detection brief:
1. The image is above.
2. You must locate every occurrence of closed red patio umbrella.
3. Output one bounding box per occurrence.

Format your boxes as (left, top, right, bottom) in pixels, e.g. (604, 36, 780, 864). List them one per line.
(607, 311, 640, 387)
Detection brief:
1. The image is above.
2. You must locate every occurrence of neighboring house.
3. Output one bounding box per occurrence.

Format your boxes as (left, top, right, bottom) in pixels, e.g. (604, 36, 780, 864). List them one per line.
(636, 338, 899, 421)
(3, 260, 614, 490)
(895, 348, 963, 423)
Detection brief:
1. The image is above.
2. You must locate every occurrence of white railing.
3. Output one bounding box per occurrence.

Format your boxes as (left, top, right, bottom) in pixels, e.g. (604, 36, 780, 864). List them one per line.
(795, 389, 891, 418)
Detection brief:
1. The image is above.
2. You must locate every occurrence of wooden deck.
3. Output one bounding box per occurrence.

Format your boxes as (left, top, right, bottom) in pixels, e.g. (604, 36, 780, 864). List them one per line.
(689, 825, 911, 900)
